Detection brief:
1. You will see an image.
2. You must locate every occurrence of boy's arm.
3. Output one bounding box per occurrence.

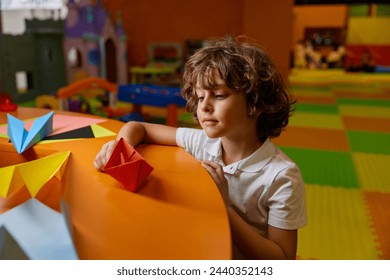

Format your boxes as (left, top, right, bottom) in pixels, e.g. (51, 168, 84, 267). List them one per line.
(94, 121, 177, 170)
(227, 207, 298, 260)
(118, 121, 178, 146)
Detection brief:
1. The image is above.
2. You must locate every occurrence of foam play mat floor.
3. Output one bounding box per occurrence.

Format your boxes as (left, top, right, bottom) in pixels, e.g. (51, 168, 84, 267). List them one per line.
(273, 69, 390, 259)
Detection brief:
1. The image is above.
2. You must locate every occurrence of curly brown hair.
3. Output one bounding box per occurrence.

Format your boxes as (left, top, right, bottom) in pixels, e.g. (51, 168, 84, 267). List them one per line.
(181, 35, 296, 141)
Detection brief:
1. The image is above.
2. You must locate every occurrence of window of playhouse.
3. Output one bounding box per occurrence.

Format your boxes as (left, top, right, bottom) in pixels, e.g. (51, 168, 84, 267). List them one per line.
(0, 143, 58, 168)
(67, 47, 82, 68)
(15, 71, 33, 94)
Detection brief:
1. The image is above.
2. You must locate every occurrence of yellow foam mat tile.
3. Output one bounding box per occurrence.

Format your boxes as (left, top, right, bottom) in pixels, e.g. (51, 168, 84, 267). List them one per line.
(339, 105, 390, 119)
(364, 192, 390, 260)
(353, 153, 390, 193)
(297, 184, 379, 260)
(289, 112, 344, 129)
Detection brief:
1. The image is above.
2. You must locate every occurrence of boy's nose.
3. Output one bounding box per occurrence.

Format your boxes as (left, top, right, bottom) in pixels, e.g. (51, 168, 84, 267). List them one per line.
(200, 98, 213, 112)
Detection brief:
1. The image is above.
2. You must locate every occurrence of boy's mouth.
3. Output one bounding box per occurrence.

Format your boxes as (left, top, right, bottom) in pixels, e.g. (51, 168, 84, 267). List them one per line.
(202, 119, 218, 125)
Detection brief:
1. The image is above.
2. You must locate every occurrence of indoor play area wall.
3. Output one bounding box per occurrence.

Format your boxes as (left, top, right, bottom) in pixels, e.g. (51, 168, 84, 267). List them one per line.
(101, 0, 294, 81)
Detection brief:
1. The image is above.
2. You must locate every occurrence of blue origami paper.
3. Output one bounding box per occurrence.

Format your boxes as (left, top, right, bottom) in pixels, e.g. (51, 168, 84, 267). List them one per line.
(0, 198, 78, 260)
(7, 111, 54, 153)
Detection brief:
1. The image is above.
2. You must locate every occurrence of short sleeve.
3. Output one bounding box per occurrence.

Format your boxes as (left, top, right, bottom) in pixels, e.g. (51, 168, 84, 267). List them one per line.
(267, 164, 307, 230)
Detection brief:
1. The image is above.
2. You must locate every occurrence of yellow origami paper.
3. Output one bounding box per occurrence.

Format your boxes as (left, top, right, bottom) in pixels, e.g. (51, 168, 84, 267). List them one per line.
(0, 151, 70, 198)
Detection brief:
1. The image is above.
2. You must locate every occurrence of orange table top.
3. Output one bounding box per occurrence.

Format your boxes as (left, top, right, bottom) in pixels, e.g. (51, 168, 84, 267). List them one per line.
(0, 107, 231, 259)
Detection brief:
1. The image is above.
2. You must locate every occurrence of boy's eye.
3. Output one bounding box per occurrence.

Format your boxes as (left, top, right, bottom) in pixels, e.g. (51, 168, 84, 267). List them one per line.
(197, 96, 204, 102)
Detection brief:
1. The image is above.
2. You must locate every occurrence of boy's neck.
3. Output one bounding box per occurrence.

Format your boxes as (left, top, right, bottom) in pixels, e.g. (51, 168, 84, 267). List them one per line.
(221, 137, 264, 165)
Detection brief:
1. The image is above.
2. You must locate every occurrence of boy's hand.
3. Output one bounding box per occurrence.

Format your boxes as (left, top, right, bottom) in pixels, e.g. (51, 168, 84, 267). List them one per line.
(93, 139, 118, 171)
(201, 160, 229, 205)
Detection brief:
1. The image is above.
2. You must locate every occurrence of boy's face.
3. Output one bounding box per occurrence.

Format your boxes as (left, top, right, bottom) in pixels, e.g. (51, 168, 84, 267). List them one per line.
(195, 72, 257, 140)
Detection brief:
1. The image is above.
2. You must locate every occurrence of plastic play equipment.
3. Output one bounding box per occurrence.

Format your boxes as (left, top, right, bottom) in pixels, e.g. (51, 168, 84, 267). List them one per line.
(0, 93, 18, 112)
(56, 77, 118, 114)
(56, 78, 187, 126)
(117, 84, 186, 127)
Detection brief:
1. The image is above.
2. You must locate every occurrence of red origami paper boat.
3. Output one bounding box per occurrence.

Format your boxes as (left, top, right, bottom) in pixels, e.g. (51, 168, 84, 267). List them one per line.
(103, 138, 154, 192)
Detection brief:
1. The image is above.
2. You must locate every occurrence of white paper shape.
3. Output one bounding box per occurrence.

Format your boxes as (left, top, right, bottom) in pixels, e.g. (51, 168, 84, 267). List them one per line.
(0, 198, 78, 260)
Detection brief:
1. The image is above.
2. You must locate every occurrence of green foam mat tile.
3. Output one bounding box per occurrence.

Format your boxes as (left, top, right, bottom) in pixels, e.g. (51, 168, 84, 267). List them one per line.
(280, 147, 359, 189)
(348, 131, 390, 155)
(297, 184, 380, 260)
(295, 103, 339, 114)
(353, 152, 390, 192)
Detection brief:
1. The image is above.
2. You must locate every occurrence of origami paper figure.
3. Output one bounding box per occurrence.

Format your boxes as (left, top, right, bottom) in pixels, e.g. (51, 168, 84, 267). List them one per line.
(0, 151, 70, 210)
(0, 226, 29, 260)
(0, 198, 78, 260)
(0, 114, 115, 140)
(104, 138, 153, 192)
(7, 111, 54, 153)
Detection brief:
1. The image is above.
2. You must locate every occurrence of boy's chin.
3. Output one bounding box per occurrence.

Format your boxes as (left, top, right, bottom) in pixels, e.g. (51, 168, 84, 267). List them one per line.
(203, 128, 222, 139)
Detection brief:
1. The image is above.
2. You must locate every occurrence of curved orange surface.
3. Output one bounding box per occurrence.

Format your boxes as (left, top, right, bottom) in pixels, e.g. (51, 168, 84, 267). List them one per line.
(0, 107, 231, 259)
(57, 77, 118, 99)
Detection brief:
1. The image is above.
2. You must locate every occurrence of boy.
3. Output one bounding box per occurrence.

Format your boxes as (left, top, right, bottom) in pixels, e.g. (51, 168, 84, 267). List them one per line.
(94, 36, 307, 259)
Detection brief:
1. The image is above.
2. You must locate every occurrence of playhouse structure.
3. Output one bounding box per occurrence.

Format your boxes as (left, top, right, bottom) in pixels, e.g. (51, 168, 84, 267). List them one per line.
(0, 19, 67, 104)
(64, 0, 128, 84)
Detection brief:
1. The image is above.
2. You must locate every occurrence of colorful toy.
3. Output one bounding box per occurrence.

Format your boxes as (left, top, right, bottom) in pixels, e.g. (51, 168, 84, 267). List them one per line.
(0, 93, 17, 112)
(64, 0, 128, 84)
(56, 76, 124, 118)
(118, 84, 186, 126)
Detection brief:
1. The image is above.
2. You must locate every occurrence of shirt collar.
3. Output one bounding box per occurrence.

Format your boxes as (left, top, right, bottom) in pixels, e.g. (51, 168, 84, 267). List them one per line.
(204, 137, 222, 158)
(204, 137, 276, 174)
(237, 138, 276, 173)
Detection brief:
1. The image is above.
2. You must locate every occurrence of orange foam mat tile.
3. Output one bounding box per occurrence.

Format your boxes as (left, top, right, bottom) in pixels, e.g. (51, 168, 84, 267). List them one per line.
(297, 184, 380, 260)
(343, 116, 390, 133)
(353, 152, 390, 193)
(274, 126, 350, 152)
(363, 192, 390, 260)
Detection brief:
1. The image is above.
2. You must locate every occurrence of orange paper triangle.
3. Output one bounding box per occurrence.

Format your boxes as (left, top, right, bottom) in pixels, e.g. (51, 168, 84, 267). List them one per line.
(104, 138, 153, 192)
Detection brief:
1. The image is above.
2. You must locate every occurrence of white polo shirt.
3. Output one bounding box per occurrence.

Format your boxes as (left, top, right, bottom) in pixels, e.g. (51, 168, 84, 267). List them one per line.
(176, 127, 307, 237)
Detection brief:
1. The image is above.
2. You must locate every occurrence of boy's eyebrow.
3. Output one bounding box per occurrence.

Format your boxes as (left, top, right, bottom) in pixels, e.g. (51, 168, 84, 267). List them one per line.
(195, 83, 226, 90)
